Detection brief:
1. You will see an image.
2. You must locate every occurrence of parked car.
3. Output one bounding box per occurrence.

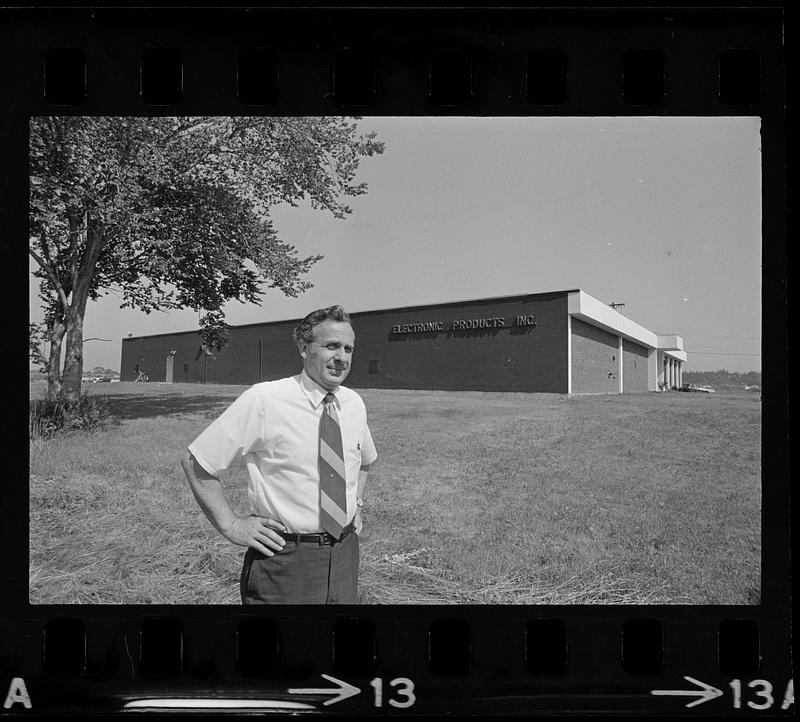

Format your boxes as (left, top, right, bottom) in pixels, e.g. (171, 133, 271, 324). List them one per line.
(680, 383, 715, 393)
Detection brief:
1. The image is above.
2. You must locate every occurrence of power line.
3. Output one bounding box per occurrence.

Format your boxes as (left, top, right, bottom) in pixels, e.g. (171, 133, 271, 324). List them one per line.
(687, 351, 761, 356)
(680, 334, 761, 340)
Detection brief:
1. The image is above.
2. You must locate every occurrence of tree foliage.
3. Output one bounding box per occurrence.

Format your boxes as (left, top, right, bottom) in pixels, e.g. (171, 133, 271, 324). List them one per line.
(29, 322, 47, 370)
(682, 369, 762, 389)
(29, 116, 384, 401)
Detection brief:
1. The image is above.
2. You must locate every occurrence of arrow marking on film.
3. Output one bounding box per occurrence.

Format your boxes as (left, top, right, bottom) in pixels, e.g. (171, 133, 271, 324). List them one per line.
(288, 674, 361, 706)
(650, 676, 724, 708)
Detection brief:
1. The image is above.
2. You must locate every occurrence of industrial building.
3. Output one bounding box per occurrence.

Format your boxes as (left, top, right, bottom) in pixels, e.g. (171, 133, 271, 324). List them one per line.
(120, 289, 686, 394)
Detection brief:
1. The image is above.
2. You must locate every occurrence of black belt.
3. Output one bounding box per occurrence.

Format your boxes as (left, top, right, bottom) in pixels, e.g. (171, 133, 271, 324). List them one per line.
(278, 524, 354, 546)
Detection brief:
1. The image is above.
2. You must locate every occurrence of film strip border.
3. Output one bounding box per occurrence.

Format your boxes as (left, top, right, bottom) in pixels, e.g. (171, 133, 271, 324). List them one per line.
(0, 7, 783, 114)
(1, 613, 794, 714)
(2, 6, 789, 718)
(37, 43, 763, 109)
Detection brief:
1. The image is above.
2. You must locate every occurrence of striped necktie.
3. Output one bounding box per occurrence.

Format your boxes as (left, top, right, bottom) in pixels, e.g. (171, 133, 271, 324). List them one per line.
(318, 392, 347, 537)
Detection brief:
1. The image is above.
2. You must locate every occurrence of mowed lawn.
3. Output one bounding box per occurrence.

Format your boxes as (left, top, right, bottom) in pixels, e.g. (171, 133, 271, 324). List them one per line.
(29, 381, 761, 605)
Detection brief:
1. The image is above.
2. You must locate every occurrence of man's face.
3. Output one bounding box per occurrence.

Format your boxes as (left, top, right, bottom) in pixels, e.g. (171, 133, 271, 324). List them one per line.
(299, 320, 355, 391)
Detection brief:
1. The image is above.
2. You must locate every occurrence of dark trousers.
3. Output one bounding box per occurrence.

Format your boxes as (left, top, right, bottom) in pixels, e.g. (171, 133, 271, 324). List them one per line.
(240, 531, 359, 604)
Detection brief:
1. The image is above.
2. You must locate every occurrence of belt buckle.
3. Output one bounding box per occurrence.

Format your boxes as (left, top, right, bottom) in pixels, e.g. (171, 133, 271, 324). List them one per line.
(321, 526, 350, 546)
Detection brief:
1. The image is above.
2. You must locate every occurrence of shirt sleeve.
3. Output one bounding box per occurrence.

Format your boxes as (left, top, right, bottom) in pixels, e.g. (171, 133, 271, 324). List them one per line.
(360, 419, 378, 466)
(188, 386, 265, 477)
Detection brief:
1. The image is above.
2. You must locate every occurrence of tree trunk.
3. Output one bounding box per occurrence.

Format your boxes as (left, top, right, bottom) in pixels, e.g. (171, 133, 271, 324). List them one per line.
(60, 221, 106, 406)
(46, 321, 65, 402)
(61, 311, 85, 405)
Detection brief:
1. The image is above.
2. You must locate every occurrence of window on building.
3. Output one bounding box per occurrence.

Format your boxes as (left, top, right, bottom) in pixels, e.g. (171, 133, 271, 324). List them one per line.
(368, 359, 381, 374)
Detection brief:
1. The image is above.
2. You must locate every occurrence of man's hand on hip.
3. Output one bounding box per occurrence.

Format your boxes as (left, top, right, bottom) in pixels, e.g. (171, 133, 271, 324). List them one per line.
(223, 515, 287, 556)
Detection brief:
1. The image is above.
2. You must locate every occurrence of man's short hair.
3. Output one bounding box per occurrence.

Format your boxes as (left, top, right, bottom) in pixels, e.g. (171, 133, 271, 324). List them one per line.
(293, 305, 352, 345)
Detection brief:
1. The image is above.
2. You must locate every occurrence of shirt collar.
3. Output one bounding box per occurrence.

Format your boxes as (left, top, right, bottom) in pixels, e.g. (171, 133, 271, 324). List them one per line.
(299, 369, 340, 409)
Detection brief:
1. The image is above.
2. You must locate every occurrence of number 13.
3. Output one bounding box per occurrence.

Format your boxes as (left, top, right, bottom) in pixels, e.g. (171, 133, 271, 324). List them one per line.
(370, 677, 416, 708)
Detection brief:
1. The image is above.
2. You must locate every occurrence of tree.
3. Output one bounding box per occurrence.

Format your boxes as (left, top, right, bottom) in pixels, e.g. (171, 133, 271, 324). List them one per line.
(28, 322, 47, 370)
(29, 116, 384, 403)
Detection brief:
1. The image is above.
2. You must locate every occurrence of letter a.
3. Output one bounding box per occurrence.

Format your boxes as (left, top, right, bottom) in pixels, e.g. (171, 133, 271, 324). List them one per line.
(781, 679, 794, 710)
(4, 677, 32, 709)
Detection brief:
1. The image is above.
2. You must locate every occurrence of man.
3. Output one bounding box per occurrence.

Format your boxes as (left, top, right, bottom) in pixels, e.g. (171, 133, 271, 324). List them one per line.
(181, 305, 377, 604)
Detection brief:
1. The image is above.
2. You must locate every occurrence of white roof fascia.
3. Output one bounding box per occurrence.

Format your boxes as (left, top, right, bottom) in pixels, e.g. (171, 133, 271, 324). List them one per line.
(664, 350, 688, 362)
(656, 334, 685, 351)
(567, 291, 659, 348)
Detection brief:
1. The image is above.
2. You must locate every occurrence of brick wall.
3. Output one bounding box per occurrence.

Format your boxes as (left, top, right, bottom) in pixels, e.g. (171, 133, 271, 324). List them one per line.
(647, 349, 658, 391)
(622, 338, 650, 392)
(346, 292, 569, 392)
(121, 333, 207, 383)
(121, 292, 571, 392)
(208, 324, 309, 385)
(570, 318, 619, 394)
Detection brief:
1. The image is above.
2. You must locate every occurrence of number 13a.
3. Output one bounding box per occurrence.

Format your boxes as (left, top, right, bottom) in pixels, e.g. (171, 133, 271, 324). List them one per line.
(369, 677, 416, 708)
(730, 679, 794, 710)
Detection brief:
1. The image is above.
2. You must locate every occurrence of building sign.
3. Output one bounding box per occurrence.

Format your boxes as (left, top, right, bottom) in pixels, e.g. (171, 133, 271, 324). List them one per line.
(391, 314, 536, 334)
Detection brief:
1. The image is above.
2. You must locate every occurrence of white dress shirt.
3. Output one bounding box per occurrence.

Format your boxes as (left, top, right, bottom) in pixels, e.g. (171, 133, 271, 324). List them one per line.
(188, 370, 377, 533)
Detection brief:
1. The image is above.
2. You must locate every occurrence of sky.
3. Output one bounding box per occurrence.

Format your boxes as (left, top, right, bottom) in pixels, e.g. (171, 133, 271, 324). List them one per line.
(29, 116, 763, 374)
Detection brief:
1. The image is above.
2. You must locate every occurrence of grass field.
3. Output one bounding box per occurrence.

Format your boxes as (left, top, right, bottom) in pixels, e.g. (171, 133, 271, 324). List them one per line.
(29, 381, 761, 605)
